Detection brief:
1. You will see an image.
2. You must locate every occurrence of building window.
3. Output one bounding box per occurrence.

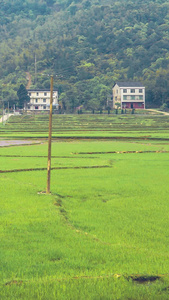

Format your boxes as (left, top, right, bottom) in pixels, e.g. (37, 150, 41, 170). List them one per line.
(123, 95, 127, 100)
(43, 106, 46, 109)
(43, 99, 46, 103)
(116, 90, 118, 94)
(35, 106, 38, 110)
(123, 89, 127, 93)
(28, 106, 30, 109)
(44, 92, 47, 96)
(139, 89, 143, 93)
(131, 89, 135, 93)
(36, 92, 39, 96)
(139, 95, 143, 100)
(29, 93, 31, 96)
(35, 99, 38, 103)
(131, 96, 135, 100)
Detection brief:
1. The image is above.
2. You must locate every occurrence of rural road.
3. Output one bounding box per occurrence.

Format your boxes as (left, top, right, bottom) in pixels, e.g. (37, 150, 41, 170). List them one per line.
(0, 113, 13, 123)
(147, 109, 169, 115)
(0, 113, 42, 147)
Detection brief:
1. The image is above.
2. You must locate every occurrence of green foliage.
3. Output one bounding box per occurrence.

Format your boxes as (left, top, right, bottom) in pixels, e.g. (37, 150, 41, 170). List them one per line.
(1, 0, 169, 109)
(17, 84, 30, 108)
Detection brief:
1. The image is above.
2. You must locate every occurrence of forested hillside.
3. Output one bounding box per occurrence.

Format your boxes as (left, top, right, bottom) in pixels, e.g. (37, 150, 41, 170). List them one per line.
(1, 0, 169, 110)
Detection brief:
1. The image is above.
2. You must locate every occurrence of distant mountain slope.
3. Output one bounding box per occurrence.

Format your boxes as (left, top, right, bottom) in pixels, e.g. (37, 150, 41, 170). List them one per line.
(0, 0, 169, 110)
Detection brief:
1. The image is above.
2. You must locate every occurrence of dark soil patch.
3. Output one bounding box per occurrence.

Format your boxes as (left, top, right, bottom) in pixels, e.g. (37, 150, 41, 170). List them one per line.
(129, 275, 161, 284)
(5, 280, 23, 286)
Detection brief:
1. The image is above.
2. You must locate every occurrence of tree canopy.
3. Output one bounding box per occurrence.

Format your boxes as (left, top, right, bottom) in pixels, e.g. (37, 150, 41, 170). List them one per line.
(0, 0, 169, 110)
(17, 84, 30, 108)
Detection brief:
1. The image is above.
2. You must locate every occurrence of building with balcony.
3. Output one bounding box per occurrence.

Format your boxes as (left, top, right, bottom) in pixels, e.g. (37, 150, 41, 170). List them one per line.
(112, 82, 145, 109)
(27, 89, 58, 111)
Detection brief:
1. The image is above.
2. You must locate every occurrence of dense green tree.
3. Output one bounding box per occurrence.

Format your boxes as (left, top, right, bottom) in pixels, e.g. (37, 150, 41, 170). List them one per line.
(17, 84, 30, 108)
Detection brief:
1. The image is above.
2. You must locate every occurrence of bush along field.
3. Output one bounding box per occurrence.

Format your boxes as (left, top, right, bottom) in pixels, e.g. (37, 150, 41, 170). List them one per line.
(1, 115, 169, 299)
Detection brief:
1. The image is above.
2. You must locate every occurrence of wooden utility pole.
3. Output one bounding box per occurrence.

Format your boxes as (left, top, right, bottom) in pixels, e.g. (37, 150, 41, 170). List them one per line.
(46, 75, 53, 194)
(2, 101, 4, 125)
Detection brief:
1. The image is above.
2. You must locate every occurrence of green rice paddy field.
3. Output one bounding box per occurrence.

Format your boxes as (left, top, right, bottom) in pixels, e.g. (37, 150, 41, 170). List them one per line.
(1, 114, 169, 299)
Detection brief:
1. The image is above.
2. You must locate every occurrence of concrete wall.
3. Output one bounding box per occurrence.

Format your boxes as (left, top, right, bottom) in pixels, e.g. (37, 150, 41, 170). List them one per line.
(113, 84, 145, 109)
(27, 90, 58, 111)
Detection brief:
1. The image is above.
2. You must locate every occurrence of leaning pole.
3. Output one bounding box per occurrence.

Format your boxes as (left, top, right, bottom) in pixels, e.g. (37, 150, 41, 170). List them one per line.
(46, 75, 53, 194)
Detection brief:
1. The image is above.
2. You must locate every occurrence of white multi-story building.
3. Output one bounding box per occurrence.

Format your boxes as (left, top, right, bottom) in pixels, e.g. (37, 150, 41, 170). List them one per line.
(27, 90, 58, 111)
(112, 82, 145, 109)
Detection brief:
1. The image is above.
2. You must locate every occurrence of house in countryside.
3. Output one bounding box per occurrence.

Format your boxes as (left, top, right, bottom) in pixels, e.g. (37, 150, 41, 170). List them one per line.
(27, 89, 58, 111)
(112, 82, 145, 109)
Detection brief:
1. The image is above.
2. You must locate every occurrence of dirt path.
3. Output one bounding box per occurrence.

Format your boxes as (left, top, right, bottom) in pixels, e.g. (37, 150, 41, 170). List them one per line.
(0, 113, 13, 123)
(147, 109, 169, 115)
(26, 72, 31, 89)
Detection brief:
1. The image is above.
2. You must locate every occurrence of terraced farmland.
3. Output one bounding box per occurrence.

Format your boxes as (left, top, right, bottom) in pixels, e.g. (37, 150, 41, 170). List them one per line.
(0, 113, 169, 140)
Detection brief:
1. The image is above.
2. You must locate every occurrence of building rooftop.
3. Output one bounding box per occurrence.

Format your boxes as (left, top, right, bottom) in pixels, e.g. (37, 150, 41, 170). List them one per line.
(27, 89, 57, 92)
(115, 82, 144, 88)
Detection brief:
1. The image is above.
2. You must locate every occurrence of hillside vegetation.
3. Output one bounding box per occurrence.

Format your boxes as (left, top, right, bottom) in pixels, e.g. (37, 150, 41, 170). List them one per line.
(1, 0, 169, 110)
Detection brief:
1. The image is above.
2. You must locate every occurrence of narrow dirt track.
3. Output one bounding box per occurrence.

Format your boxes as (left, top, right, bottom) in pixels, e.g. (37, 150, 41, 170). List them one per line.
(26, 72, 31, 89)
(0, 113, 13, 123)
